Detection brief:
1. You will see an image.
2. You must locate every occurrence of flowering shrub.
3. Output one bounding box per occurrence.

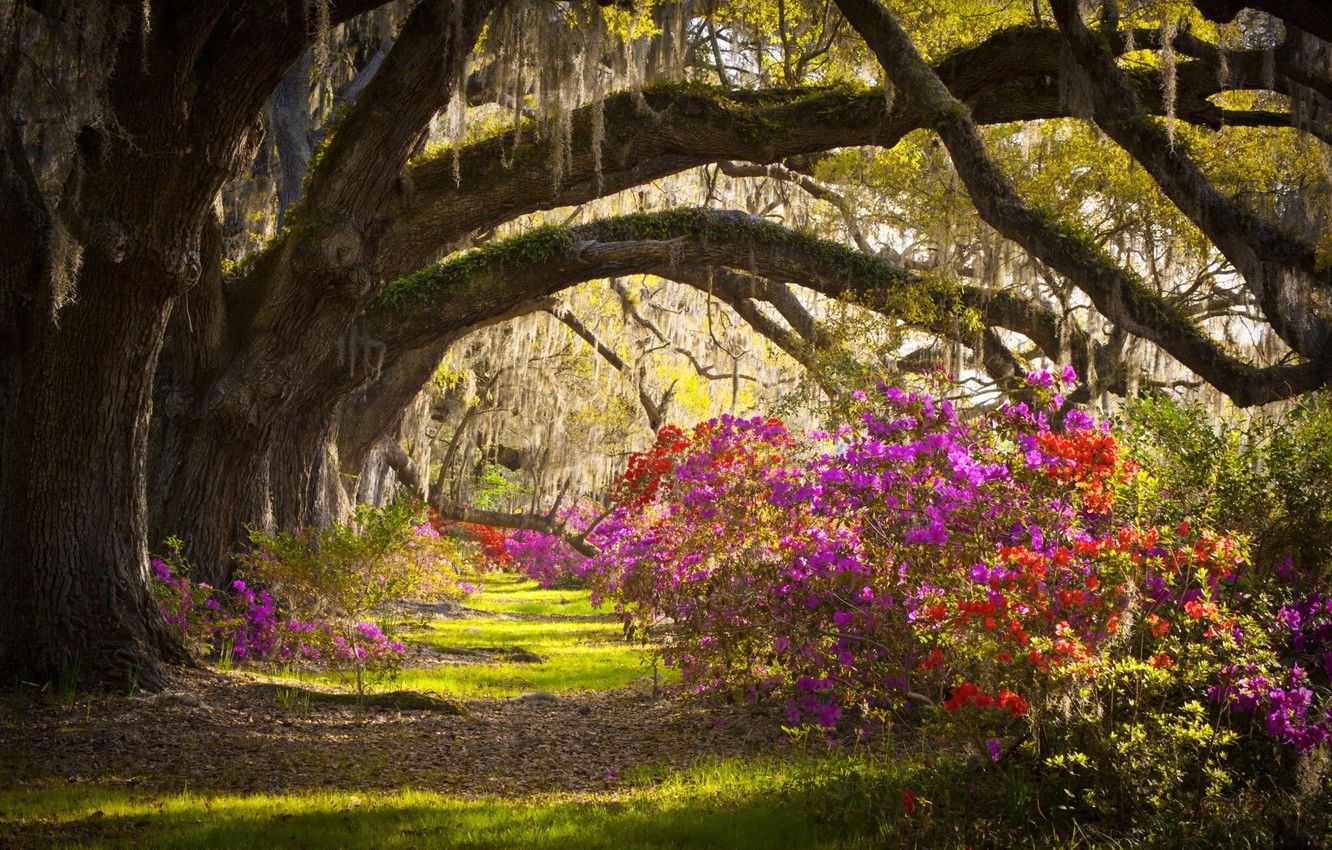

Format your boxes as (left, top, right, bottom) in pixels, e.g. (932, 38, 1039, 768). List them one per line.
(239, 499, 472, 689)
(583, 369, 1330, 820)
(243, 499, 470, 617)
(612, 424, 693, 510)
(151, 537, 226, 657)
(495, 502, 613, 588)
(153, 500, 473, 690)
(503, 528, 584, 587)
(590, 414, 805, 647)
(1120, 395, 1332, 757)
(427, 513, 513, 570)
(151, 557, 408, 670)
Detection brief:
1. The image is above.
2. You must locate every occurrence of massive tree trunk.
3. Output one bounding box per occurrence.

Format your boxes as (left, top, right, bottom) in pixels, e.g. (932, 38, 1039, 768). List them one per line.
(270, 409, 349, 533)
(158, 399, 350, 586)
(0, 0, 389, 687)
(156, 417, 259, 586)
(0, 260, 190, 688)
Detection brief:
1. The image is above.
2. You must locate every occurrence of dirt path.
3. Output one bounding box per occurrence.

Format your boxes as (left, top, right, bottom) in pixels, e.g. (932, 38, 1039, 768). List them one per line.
(0, 600, 787, 798)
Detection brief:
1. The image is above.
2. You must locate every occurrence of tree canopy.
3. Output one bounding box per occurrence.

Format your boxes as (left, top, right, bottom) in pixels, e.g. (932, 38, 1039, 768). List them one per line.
(1, 0, 1330, 687)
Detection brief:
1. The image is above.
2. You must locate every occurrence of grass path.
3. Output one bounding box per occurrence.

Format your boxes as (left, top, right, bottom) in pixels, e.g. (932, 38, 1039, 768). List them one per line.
(0, 574, 883, 849)
(0, 758, 895, 850)
(272, 573, 675, 698)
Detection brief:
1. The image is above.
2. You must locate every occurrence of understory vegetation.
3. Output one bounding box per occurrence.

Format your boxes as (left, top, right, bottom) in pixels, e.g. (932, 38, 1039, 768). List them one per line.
(7, 371, 1327, 848)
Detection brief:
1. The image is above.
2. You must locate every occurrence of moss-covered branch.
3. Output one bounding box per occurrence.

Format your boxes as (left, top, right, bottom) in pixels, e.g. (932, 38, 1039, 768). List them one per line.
(363, 210, 1062, 397)
(1050, 0, 1332, 361)
(833, 0, 1328, 407)
(376, 206, 1325, 405)
(370, 23, 1278, 285)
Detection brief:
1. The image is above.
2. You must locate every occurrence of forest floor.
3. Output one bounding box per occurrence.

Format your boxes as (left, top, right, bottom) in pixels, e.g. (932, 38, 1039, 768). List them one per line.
(0, 575, 887, 849)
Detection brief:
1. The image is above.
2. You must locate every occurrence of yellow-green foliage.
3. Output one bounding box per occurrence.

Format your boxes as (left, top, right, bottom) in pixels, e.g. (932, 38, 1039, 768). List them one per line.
(240, 499, 472, 624)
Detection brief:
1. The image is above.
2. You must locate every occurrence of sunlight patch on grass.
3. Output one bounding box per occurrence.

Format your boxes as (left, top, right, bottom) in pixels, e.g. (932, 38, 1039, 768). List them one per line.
(0, 757, 882, 850)
(252, 574, 675, 698)
(254, 580, 676, 698)
(421, 617, 623, 648)
(0, 748, 1269, 848)
(268, 618, 671, 697)
(463, 573, 605, 617)
(388, 645, 661, 697)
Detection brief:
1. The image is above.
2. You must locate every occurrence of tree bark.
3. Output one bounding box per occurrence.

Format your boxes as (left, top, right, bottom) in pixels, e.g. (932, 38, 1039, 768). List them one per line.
(1191, 0, 1332, 44)
(0, 0, 398, 689)
(270, 409, 348, 533)
(157, 0, 496, 582)
(0, 262, 190, 688)
(156, 416, 259, 586)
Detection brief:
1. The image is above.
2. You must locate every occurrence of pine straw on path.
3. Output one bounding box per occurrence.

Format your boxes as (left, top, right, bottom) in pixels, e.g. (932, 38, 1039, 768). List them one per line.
(0, 670, 791, 799)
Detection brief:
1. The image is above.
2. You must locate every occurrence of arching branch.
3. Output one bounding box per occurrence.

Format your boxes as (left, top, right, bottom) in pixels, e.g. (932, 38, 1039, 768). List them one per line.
(206, 0, 497, 436)
(832, 0, 1328, 407)
(718, 161, 876, 254)
(369, 208, 1296, 401)
(370, 22, 1284, 284)
(1050, 0, 1332, 361)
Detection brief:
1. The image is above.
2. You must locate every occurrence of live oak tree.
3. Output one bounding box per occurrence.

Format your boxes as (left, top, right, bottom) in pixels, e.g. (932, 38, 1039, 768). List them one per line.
(1, 0, 1329, 687)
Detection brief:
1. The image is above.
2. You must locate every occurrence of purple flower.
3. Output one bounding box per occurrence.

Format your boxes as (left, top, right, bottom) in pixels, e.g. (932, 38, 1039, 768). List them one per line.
(814, 701, 842, 728)
(1025, 370, 1054, 389)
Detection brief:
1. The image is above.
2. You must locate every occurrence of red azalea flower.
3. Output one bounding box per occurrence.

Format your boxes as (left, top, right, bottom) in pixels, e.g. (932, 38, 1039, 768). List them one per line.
(997, 688, 1029, 716)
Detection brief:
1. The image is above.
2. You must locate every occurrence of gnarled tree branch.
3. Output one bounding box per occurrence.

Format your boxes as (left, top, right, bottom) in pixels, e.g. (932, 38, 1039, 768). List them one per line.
(832, 0, 1327, 407)
(1050, 0, 1332, 361)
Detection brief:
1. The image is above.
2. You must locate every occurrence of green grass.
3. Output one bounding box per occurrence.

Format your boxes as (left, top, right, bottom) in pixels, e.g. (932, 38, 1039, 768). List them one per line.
(0, 757, 886, 850)
(272, 617, 667, 698)
(2, 746, 1301, 849)
(260, 574, 676, 698)
(463, 574, 604, 617)
(426, 616, 623, 649)
(390, 645, 660, 697)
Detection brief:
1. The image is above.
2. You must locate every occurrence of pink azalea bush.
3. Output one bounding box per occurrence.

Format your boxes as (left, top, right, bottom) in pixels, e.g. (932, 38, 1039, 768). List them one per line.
(153, 499, 474, 688)
(152, 556, 407, 668)
(501, 504, 605, 588)
(571, 369, 1328, 819)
